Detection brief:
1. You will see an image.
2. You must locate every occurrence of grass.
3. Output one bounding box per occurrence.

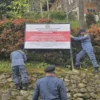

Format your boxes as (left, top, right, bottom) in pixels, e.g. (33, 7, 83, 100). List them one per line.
(0, 61, 11, 73)
(0, 61, 69, 75)
(0, 60, 97, 76)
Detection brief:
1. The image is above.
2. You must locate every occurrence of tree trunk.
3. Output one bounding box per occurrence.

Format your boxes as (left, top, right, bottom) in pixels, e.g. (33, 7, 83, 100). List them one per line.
(47, 0, 49, 11)
(40, 2, 43, 18)
(79, 0, 85, 28)
(47, 0, 50, 18)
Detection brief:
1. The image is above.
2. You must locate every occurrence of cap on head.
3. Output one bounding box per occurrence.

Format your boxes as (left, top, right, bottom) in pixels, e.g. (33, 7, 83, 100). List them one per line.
(44, 65, 56, 73)
(78, 28, 86, 35)
(19, 44, 24, 50)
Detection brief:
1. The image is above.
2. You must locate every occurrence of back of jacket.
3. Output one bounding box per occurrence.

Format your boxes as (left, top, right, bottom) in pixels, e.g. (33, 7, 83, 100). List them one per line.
(32, 76, 68, 100)
(81, 34, 93, 50)
(10, 50, 27, 67)
(72, 34, 93, 51)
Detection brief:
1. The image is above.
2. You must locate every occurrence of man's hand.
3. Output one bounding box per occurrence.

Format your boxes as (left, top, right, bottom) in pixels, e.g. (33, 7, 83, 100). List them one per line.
(70, 34, 74, 38)
(84, 34, 88, 37)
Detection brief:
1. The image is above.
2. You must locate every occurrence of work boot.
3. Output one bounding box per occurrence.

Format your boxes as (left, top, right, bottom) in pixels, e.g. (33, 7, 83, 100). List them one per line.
(93, 67, 99, 73)
(22, 83, 28, 90)
(75, 65, 80, 70)
(15, 83, 21, 90)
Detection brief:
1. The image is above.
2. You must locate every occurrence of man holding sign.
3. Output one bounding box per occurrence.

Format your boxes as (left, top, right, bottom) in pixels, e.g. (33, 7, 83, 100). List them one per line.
(71, 29, 99, 73)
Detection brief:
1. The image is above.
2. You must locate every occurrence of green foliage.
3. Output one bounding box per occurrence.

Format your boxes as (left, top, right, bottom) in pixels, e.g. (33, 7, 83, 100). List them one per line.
(68, 12, 76, 21)
(22, 12, 41, 19)
(0, 18, 53, 59)
(86, 13, 96, 27)
(0, 0, 13, 19)
(10, 0, 29, 18)
(0, 0, 29, 19)
(0, 61, 11, 73)
(0, 61, 69, 74)
(26, 51, 43, 62)
(49, 12, 66, 20)
(0, 17, 100, 66)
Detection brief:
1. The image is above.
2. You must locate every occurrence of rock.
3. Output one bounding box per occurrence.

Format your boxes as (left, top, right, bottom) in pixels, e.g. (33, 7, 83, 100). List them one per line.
(64, 82, 70, 86)
(0, 74, 6, 80)
(16, 96, 25, 100)
(9, 83, 14, 88)
(0, 71, 100, 100)
(7, 78, 12, 82)
(11, 90, 20, 96)
(73, 93, 83, 98)
(79, 88, 87, 93)
(70, 75, 81, 81)
(83, 93, 91, 99)
(87, 87, 95, 92)
(67, 93, 71, 98)
(82, 79, 87, 84)
(1, 91, 11, 100)
(80, 73, 86, 78)
(78, 83, 86, 88)
(27, 95, 32, 100)
(0, 79, 8, 84)
(20, 90, 28, 96)
(64, 78, 70, 82)
(94, 75, 99, 79)
(70, 80, 77, 84)
(90, 93, 96, 99)
(72, 69, 80, 75)
(0, 83, 4, 88)
(76, 98, 84, 100)
(33, 74, 37, 78)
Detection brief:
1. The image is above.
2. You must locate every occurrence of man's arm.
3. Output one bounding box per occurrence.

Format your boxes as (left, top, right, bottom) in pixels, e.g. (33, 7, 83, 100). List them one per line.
(72, 34, 89, 41)
(10, 53, 12, 61)
(22, 51, 27, 62)
(32, 80, 40, 100)
(58, 80, 68, 100)
(23, 53, 27, 62)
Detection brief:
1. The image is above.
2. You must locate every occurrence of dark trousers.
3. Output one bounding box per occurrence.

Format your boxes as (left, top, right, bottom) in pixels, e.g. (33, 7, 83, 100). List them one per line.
(12, 65, 28, 84)
(75, 49, 98, 67)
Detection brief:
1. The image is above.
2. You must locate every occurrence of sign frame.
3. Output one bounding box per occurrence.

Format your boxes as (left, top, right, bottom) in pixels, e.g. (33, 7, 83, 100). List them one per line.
(24, 23, 71, 49)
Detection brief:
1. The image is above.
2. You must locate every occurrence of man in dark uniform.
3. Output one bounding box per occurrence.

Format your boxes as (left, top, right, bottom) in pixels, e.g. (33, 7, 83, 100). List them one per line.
(70, 29, 99, 73)
(10, 45, 28, 90)
(32, 65, 68, 100)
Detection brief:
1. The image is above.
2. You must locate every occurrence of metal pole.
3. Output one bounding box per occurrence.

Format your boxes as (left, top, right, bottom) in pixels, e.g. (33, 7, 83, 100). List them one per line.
(70, 44, 74, 70)
(66, 5, 74, 70)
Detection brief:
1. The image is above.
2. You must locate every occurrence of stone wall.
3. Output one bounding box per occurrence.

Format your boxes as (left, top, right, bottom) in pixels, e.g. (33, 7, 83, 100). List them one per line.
(0, 70, 100, 100)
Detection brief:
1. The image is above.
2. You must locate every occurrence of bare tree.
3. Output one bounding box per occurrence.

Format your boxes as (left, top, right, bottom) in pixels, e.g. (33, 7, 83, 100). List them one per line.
(40, 1, 44, 18)
(79, 0, 85, 28)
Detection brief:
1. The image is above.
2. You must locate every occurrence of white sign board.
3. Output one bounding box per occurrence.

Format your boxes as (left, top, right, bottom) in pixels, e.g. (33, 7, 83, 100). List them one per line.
(24, 24, 71, 49)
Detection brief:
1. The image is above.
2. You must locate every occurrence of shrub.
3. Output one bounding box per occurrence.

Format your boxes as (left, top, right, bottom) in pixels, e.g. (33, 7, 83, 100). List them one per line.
(87, 25, 100, 62)
(22, 12, 41, 20)
(86, 13, 96, 27)
(0, 18, 53, 59)
(0, 18, 100, 66)
(68, 12, 76, 21)
(49, 12, 66, 20)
